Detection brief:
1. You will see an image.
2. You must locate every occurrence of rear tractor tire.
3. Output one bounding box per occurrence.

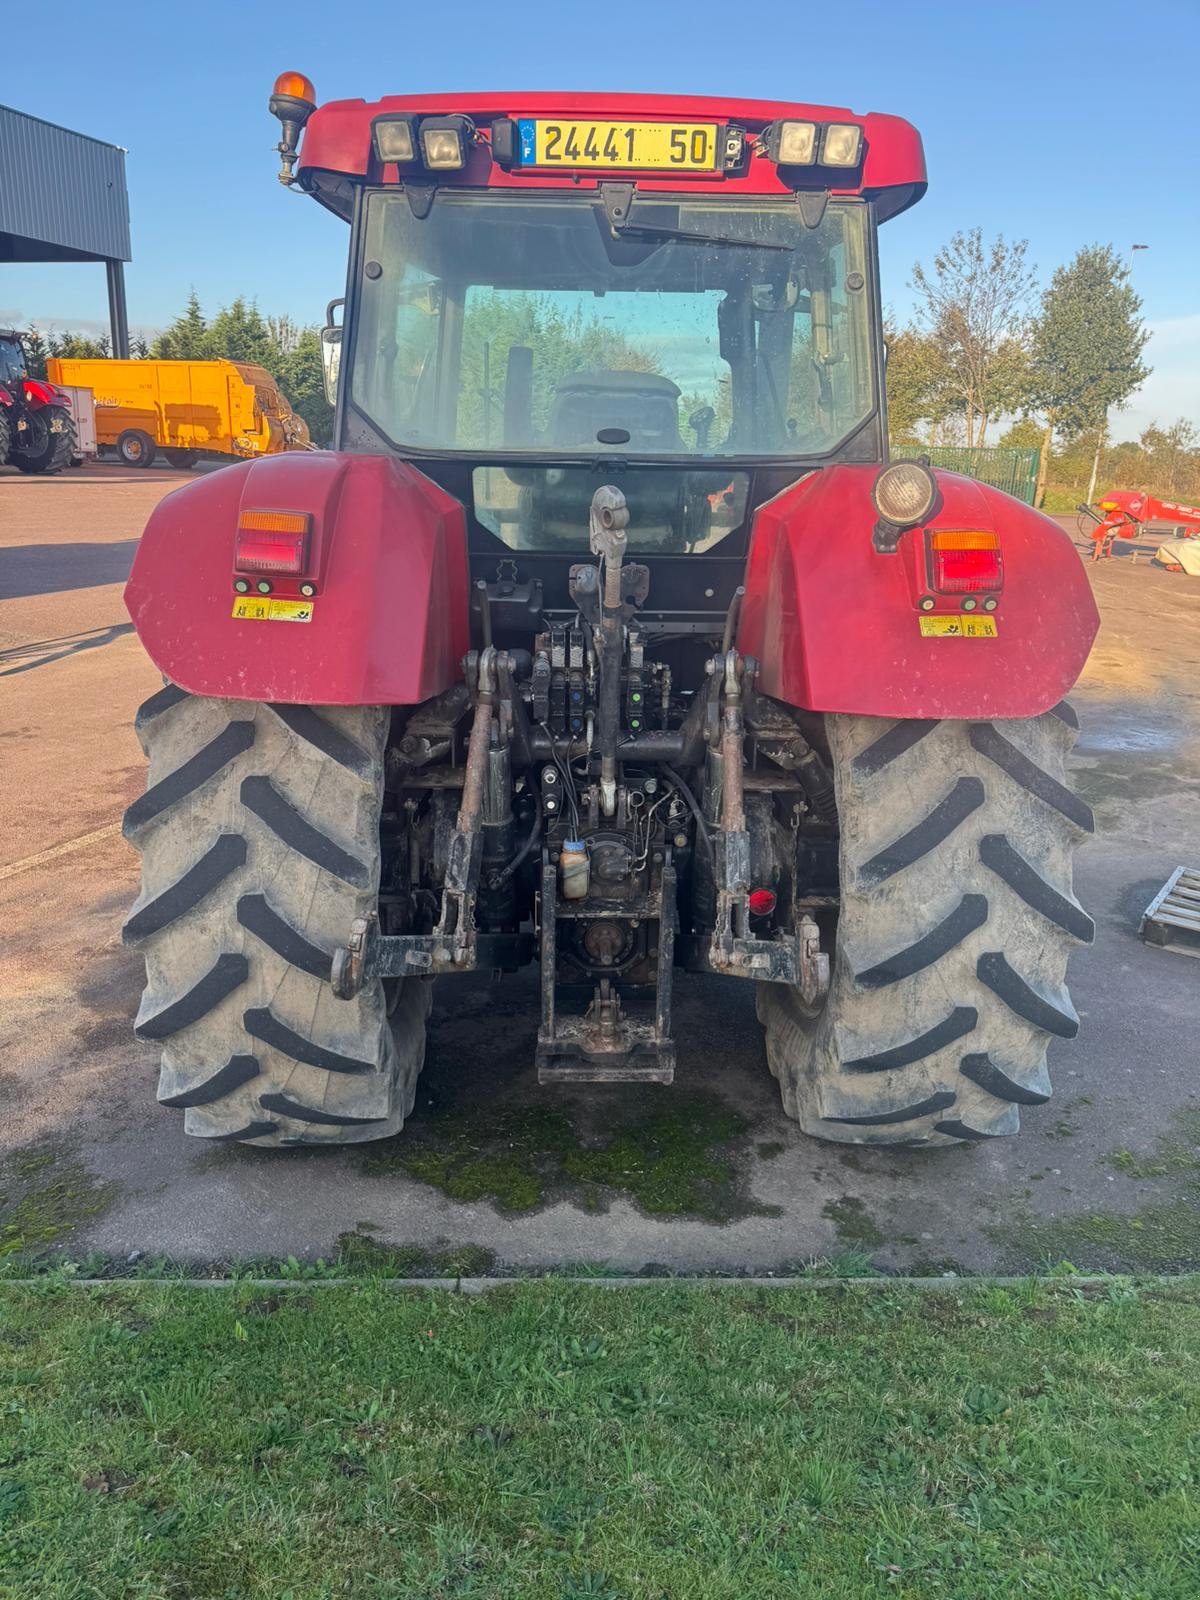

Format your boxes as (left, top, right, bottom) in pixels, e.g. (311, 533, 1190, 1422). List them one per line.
(759, 708, 1095, 1146)
(117, 428, 157, 467)
(0, 406, 11, 467)
(10, 405, 75, 475)
(122, 688, 429, 1146)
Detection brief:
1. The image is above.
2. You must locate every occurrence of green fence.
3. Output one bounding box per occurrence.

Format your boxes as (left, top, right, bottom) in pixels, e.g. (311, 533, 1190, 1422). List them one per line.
(920, 446, 1040, 506)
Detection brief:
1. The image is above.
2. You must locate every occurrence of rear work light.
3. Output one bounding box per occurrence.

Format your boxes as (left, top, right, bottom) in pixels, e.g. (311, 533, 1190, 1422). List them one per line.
(372, 114, 419, 165)
(419, 116, 474, 170)
(235, 509, 311, 574)
(927, 530, 1002, 594)
(820, 123, 863, 167)
(764, 120, 818, 165)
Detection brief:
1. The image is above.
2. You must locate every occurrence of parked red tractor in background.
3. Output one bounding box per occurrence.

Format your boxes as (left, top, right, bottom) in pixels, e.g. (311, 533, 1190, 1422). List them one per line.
(121, 77, 1101, 1155)
(0, 330, 77, 475)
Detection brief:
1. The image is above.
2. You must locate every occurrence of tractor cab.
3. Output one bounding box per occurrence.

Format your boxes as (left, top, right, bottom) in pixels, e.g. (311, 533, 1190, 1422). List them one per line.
(282, 90, 924, 588)
(0, 330, 29, 387)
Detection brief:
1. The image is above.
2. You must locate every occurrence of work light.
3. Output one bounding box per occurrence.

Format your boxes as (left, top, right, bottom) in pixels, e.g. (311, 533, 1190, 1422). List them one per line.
(372, 116, 419, 164)
(821, 123, 863, 167)
(764, 120, 818, 165)
(419, 116, 474, 170)
(872, 461, 938, 528)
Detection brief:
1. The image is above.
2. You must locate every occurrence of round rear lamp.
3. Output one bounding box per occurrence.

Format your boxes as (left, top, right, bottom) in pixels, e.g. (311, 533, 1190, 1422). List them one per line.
(872, 460, 938, 527)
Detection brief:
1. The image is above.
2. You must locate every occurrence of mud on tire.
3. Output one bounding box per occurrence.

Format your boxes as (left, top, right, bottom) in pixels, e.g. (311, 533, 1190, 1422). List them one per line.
(123, 687, 429, 1146)
(758, 707, 1095, 1146)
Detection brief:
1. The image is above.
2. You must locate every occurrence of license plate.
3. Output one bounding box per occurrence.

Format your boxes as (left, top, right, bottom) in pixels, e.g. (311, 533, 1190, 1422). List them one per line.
(232, 597, 314, 623)
(516, 119, 719, 171)
(919, 615, 998, 638)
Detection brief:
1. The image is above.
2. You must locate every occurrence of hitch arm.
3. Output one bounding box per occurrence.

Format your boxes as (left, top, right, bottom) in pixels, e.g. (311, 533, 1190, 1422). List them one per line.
(332, 648, 501, 1000)
(704, 648, 830, 1003)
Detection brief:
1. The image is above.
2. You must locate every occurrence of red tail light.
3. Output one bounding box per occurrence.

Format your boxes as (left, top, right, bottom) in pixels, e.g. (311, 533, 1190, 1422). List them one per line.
(748, 888, 777, 917)
(235, 509, 311, 574)
(927, 530, 1002, 593)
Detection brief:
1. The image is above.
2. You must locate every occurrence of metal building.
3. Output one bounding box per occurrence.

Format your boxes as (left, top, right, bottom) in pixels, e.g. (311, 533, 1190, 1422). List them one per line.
(0, 105, 132, 356)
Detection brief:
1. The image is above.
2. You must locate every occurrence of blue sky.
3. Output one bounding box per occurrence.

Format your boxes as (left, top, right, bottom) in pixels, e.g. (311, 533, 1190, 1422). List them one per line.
(4, 0, 1197, 440)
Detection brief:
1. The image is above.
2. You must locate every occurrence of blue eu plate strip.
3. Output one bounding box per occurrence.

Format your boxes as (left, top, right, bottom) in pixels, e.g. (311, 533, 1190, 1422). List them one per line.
(517, 119, 537, 166)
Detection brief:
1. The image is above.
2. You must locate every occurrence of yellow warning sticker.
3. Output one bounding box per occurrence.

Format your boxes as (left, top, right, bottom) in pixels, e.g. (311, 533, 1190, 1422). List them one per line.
(919, 615, 998, 639)
(232, 597, 314, 624)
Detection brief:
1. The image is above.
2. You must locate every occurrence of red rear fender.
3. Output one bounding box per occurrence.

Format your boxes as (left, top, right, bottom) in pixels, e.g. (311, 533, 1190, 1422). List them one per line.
(125, 452, 471, 705)
(20, 378, 58, 408)
(739, 466, 1099, 719)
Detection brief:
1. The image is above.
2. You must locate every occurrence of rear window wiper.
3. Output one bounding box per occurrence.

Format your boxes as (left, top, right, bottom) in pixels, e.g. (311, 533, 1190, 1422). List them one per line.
(612, 217, 793, 252)
(597, 189, 792, 252)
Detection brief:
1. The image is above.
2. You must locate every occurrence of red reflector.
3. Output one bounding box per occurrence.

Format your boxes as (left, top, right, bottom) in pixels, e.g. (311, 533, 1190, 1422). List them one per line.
(235, 509, 311, 574)
(748, 888, 777, 917)
(235, 528, 308, 574)
(928, 530, 1001, 593)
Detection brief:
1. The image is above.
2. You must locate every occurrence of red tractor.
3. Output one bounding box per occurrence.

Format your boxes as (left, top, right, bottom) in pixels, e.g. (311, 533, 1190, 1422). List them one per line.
(121, 78, 1100, 1151)
(0, 330, 77, 475)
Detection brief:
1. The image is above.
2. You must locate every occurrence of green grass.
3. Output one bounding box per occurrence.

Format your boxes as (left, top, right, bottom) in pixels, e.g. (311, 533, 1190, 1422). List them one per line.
(1041, 486, 1087, 514)
(1, 1279, 1198, 1597)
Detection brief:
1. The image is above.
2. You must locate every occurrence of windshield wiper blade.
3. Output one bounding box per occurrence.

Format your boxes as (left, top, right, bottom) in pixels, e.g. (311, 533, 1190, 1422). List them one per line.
(611, 218, 792, 252)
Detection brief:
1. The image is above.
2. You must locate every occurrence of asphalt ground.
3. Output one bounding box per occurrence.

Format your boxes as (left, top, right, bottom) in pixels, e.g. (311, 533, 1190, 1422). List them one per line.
(1, 462, 1198, 1274)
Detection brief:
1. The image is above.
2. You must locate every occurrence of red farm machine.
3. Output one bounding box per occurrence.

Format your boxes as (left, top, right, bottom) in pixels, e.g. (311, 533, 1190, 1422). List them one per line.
(120, 76, 1101, 1150)
(0, 330, 76, 474)
(1079, 490, 1200, 563)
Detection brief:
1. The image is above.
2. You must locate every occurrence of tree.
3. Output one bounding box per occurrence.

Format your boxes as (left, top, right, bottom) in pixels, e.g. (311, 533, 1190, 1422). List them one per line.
(48, 330, 110, 360)
(884, 324, 952, 445)
(1027, 244, 1149, 505)
(149, 291, 209, 360)
(275, 327, 333, 447)
(204, 298, 278, 369)
(19, 326, 49, 379)
(998, 417, 1044, 451)
(910, 228, 1036, 447)
(1133, 420, 1199, 499)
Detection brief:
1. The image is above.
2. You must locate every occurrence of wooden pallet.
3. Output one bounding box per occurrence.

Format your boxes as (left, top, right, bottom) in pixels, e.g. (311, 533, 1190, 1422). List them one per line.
(1140, 867, 1200, 957)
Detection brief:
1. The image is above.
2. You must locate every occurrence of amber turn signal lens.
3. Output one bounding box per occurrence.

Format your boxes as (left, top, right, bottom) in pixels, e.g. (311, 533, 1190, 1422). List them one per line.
(273, 71, 316, 105)
(928, 530, 998, 551)
(239, 509, 309, 535)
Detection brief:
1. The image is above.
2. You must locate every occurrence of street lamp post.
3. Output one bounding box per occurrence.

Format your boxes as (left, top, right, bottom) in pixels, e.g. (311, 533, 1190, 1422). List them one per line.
(1086, 244, 1148, 506)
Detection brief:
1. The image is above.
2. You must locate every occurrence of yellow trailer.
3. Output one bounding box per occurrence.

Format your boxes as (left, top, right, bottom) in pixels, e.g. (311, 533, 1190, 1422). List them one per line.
(44, 357, 310, 469)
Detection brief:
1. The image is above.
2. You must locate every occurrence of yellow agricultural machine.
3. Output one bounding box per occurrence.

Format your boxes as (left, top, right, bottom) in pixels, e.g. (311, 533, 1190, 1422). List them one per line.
(45, 357, 309, 469)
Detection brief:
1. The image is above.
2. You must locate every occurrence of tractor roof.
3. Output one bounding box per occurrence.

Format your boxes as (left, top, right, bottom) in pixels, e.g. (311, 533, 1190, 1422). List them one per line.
(298, 92, 926, 220)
